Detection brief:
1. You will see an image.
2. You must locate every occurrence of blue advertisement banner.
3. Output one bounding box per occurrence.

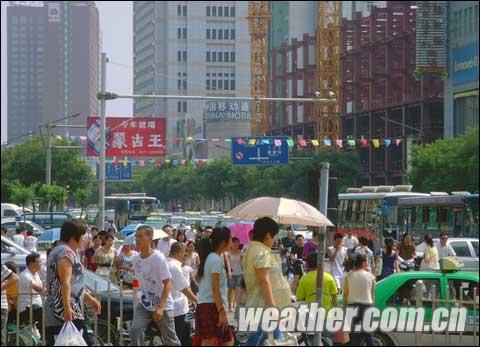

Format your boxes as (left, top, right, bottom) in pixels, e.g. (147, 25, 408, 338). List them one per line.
(452, 43, 479, 85)
(96, 162, 133, 180)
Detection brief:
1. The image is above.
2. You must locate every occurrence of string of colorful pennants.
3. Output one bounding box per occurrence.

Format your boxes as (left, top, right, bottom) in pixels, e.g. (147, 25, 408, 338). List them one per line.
(64, 134, 402, 148)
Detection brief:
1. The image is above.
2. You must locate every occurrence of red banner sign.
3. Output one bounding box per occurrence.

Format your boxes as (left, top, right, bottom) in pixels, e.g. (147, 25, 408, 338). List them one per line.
(87, 117, 166, 157)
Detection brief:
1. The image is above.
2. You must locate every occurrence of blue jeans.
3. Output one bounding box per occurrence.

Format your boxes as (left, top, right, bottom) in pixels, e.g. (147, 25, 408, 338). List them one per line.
(247, 327, 282, 346)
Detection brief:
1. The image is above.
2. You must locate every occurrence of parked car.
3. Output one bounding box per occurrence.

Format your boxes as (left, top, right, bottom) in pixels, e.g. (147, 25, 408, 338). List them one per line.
(1, 235, 47, 277)
(416, 238, 479, 272)
(1, 203, 32, 219)
(22, 212, 72, 229)
(1, 218, 45, 237)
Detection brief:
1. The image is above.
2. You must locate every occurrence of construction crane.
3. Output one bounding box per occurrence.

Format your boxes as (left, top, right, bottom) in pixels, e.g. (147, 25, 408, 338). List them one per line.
(316, 1, 341, 146)
(247, 1, 270, 136)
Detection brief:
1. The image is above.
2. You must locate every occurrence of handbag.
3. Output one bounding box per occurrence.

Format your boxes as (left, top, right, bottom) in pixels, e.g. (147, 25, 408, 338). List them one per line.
(264, 332, 298, 346)
(333, 330, 350, 344)
(373, 256, 383, 277)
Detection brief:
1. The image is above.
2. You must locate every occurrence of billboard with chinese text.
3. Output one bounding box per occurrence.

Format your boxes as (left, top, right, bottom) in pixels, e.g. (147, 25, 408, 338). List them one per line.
(205, 100, 252, 122)
(87, 117, 166, 157)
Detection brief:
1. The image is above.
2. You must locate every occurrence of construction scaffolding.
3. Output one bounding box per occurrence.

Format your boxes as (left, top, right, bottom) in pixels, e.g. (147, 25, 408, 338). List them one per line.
(340, 1, 444, 186)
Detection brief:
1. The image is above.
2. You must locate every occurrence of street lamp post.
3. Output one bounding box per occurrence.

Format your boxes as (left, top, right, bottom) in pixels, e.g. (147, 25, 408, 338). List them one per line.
(98, 53, 108, 230)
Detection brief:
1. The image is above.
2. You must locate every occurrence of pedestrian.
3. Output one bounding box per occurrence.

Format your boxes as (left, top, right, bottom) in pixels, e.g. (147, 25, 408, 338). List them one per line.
(13, 228, 25, 247)
(341, 230, 359, 255)
(227, 237, 243, 313)
(24, 230, 38, 252)
(45, 219, 101, 346)
(194, 227, 234, 346)
(83, 235, 102, 272)
(4, 262, 19, 323)
(302, 228, 320, 260)
(327, 233, 349, 291)
(185, 225, 197, 241)
(343, 254, 376, 346)
(296, 252, 338, 346)
(168, 242, 197, 345)
(18, 253, 44, 336)
(1, 263, 19, 346)
(92, 234, 117, 282)
(176, 230, 187, 244)
(290, 234, 305, 292)
(129, 225, 180, 346)
(436, 232, 456, 259)
(354, 236, 374, 272)
(203, 226, 213, 239)
(185, 240, 200, 293)
(1, 227, 7, 237)
(278, 228, 296, 275)
(242, 217, 292, 346)
(377, 238, 400, 280)
(157, 224, 176, 257)
(398, 233, 416, 261)
(420, 234, 439, 270)
(115, 238, 139, 289)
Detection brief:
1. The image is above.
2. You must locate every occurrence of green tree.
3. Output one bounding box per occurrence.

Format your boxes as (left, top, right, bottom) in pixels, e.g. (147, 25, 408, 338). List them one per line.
(72, 187, 93, 218)
(38, 184, 67, 212)
(408, 128, 479, 193)
(9, 181, 35, 224)
(1, 137, 94, 201)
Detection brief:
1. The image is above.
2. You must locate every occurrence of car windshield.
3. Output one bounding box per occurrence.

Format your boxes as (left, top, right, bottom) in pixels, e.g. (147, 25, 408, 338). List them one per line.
(293, 224, 308, 231)
(84, 270, 120, 292)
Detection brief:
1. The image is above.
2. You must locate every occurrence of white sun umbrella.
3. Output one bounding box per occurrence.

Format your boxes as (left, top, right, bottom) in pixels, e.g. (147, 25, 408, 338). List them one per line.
(226, 196, 334, 227)
(123, 225, 168, 246)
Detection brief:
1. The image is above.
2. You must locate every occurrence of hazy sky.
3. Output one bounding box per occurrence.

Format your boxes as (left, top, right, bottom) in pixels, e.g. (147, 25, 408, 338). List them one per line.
(0, 1, 134, 143)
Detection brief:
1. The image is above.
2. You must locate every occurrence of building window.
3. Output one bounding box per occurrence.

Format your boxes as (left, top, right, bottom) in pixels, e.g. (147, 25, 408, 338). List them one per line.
(231, 7, 236, 17)
(218, 52, 223, 62)
(206, 6, 210, 16)
(177, 50, 181, 61)
(230, 79, 235, 90)
(183, 51, 187, 62)
(212, 6, 217, 16)
(212, 51, 217, 62)
(177, 5, 181, 16)
(224, 29, 229, 40)
(218, 29, 223, 40)
(230, 29, 236, 40)
(224, 79, 229, 90)
(224, 52, 229, 62)
(212, 29, 217, 39)
(218, 6, 223, 16)
(177, 28, 182, 39)
(212, 80, 217, 89)
(206, 29, 211, 39)
(183, 80, 187, 90)
(177, 79, 182, 89)
(225, 6, 229, 17)
(206, 51, 211, 62)
(218, 80, 223, 89)
(183, 28, 187, 39)
(183, 101, 187, 112)
(183, 5, 187, 16)
(177, 101, 182, 112)
(230, 52, 235, 62)
(206, 79, 211, 90)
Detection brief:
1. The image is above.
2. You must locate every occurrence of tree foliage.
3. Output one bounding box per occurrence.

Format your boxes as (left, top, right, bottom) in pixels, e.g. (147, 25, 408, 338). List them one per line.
(1, 137, 94, 202)
(408, 128, 479, 193)
(8, 181, 36, 223)
(38, 184, 67, 212)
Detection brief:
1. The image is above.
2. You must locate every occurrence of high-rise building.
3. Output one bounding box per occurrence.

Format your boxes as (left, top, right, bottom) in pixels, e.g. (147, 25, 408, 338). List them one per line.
(444, 1, 479, 138)
(7, 1, 100, 142)
(133, 1, 250, 159)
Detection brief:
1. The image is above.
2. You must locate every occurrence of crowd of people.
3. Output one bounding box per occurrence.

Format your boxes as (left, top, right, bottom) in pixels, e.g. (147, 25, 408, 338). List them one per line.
(0, 218, 466, 346)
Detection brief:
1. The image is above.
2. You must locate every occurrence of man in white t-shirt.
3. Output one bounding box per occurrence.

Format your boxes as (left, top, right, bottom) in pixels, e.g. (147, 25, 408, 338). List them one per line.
(327, 233, 348, 291)
(130, 225, 180, 346)
(19, 253, 44, 333)
(156, 225, 176, 257)
(13, 228, 25, 248)
(354, 236, 374, 273)
(184, 226, 196, 241)
(168, 242, 197, 345)
(341, 230, 359, 252)
(436, 233, 456, 259)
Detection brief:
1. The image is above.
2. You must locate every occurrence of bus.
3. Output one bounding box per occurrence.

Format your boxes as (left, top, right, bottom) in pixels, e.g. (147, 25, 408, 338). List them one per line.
(105, 194, 160, 228)
(397, 193, 479, 244)
(337, 185, 429, 251)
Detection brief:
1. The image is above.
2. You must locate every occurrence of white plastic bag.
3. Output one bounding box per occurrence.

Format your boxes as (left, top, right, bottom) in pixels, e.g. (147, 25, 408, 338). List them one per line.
(54, 321, 88, 346)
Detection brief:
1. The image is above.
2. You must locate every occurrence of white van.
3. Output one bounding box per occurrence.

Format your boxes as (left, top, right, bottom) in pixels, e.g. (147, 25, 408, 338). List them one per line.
(1, 203, 32, 219)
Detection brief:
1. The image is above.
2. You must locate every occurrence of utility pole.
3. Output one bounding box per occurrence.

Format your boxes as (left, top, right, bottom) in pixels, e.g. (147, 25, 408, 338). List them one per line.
(98, 52, 108, 230)
(46, 125, 52, 185)
(315, 162, 329, 346)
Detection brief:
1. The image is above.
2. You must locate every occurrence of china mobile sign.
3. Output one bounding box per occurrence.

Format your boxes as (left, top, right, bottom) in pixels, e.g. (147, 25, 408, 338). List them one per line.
(87, 117, 166, 157)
